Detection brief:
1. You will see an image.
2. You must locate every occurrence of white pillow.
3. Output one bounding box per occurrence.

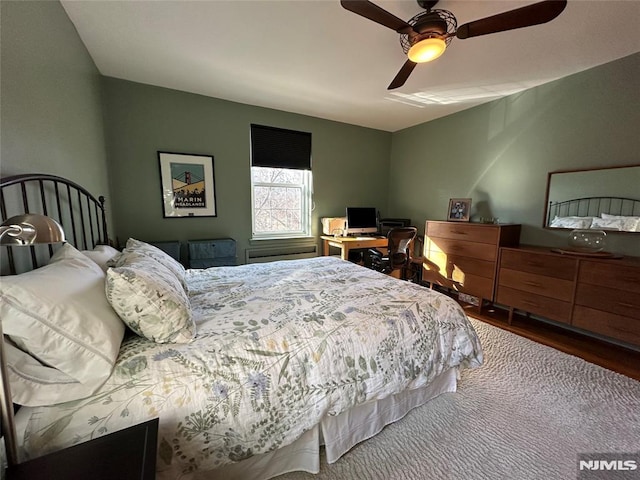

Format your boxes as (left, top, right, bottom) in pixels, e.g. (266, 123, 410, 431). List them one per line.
(549, 216, 594, 229)
(1, 243, 125, 406)
(600, 213, 640, 232)
(81, 244, 121, 272)
(591, 217, 629, 231)
(4, 341, 99, 406)
(106, 253, 195, 344)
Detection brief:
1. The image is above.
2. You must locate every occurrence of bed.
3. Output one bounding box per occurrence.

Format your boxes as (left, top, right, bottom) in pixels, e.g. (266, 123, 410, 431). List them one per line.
(0, 173, 483, 479)
(546, 196, 640, 232)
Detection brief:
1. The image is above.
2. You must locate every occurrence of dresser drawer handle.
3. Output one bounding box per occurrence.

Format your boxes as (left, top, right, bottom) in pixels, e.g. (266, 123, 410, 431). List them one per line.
(451, 230, 468, 235)
(522, 300, 539, 307)
(524, 281, 542, 288)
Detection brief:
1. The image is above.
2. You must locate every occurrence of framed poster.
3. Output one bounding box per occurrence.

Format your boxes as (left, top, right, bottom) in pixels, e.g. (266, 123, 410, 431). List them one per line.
(447, 198, 471, 222)
(158, 151, 217, 218)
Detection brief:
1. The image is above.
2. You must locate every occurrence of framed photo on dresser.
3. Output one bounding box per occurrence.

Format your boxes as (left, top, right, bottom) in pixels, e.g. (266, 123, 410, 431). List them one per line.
(447, 198, 471, 222)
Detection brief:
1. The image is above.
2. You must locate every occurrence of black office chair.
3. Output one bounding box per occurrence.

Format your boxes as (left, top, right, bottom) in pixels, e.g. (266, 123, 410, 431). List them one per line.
(366, 227, 417, 279)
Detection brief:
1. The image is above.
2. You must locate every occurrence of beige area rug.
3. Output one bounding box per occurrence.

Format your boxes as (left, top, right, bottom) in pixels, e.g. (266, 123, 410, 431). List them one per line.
(277, 318, 640, 480)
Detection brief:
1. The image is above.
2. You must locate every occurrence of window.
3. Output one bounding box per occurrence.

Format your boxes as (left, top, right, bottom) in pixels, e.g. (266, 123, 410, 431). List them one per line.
(251, 167, 312, 238)
(250, 124, 312, 239)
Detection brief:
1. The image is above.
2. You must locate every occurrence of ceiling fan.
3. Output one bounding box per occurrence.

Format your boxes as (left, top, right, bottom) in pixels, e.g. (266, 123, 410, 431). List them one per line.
(340, 0, 567, 89)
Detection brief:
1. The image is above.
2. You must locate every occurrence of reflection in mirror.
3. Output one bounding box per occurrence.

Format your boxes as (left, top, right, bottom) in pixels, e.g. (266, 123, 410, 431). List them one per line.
(544, 165, 640, 233)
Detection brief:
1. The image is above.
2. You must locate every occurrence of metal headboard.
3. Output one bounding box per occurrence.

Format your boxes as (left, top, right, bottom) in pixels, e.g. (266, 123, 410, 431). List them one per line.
(0, 173, 108, 274)
(0, 173, 110, 465)
(547, 196, 640, 225)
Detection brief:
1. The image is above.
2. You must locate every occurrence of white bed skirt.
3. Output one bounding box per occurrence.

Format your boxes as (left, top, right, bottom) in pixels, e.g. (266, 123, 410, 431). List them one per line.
(191, 367, 458, 480)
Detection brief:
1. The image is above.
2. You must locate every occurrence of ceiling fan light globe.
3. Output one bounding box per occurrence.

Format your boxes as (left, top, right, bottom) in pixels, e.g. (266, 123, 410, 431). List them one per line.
(407, 37, 446, 63)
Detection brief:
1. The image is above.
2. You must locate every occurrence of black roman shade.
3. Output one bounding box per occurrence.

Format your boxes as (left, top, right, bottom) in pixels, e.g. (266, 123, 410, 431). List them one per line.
(250, 124, 312, 170)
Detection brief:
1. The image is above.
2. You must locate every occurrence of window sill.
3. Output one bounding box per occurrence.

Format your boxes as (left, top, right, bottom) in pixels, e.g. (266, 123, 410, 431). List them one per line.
(249, 235, 315, 245)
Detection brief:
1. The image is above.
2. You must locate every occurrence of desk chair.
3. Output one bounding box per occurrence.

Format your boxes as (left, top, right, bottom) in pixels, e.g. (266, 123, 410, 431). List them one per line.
(367, 227, 417, 279)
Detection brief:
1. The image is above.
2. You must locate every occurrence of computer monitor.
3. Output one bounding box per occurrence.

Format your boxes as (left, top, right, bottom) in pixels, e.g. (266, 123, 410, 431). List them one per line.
(379, 218, 411, 237)
(345, 207, 378, 235)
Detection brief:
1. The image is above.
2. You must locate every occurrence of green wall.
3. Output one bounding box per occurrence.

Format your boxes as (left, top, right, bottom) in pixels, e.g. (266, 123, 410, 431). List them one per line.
(0, 0, 112, 232)
(2, 1, 638, 259)
(101, 78, 391, 261)
(388, 53, 640, 256)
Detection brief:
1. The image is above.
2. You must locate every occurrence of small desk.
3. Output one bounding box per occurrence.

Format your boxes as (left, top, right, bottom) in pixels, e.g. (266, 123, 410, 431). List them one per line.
(321, 235, 388, 261)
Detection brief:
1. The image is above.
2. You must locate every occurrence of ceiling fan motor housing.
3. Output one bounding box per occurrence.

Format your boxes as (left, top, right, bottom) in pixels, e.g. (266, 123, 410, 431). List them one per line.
(417, 0, 439, 10)
(401, 10, 457, 52)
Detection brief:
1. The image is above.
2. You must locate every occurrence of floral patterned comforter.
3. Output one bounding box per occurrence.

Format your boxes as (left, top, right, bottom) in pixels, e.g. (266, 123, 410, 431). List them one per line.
(15, 257, 483, 478)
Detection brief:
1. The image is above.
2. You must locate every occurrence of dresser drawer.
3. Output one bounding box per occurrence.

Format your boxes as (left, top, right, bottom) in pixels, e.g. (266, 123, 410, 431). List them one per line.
(575, 283, 640, 320)
(500, 248, 577, 281)
(426, 222, 499, 244)
(426, 237, 497, 261)
(425, 251, 495, 280)
(497, 286, 572, 323)
(499, 268, 574, 302)
(573, 305, 640, 345)
(578, 261, 640, 294)
(422, 262, 493, 300)
(456, 274, 494, 300)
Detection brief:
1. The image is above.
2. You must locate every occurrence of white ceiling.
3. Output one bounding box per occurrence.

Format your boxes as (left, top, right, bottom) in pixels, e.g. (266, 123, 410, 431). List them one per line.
(61, 0, 640, 132)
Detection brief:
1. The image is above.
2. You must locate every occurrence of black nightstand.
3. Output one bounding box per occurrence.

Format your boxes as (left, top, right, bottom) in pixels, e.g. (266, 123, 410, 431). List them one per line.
(6, 418, 158, 480)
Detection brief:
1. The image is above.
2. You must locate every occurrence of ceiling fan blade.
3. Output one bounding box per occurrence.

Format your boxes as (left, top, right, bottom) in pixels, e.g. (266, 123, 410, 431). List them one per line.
(456, 0, 567, 40)
(388, 60, 417, 90)
(340, 0, 414, 34)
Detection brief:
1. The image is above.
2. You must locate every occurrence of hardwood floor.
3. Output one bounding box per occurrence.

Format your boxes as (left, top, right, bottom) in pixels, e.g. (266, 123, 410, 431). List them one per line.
(456, 301, 640, 381)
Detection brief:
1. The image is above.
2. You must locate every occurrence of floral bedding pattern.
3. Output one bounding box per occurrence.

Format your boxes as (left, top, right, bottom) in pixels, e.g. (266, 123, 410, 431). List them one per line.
(15, 257, 483, 478)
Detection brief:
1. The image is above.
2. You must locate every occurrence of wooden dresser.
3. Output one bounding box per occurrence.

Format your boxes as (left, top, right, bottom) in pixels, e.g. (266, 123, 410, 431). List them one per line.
(573, 257, 640, 345)
(423, 221, 521, 307)
(497, 247, 576, 325)
(497, 246, 640, 347)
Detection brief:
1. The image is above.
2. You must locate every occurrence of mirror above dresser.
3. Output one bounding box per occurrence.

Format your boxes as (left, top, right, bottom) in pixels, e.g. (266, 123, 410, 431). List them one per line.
(544, 164, 640, 233)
